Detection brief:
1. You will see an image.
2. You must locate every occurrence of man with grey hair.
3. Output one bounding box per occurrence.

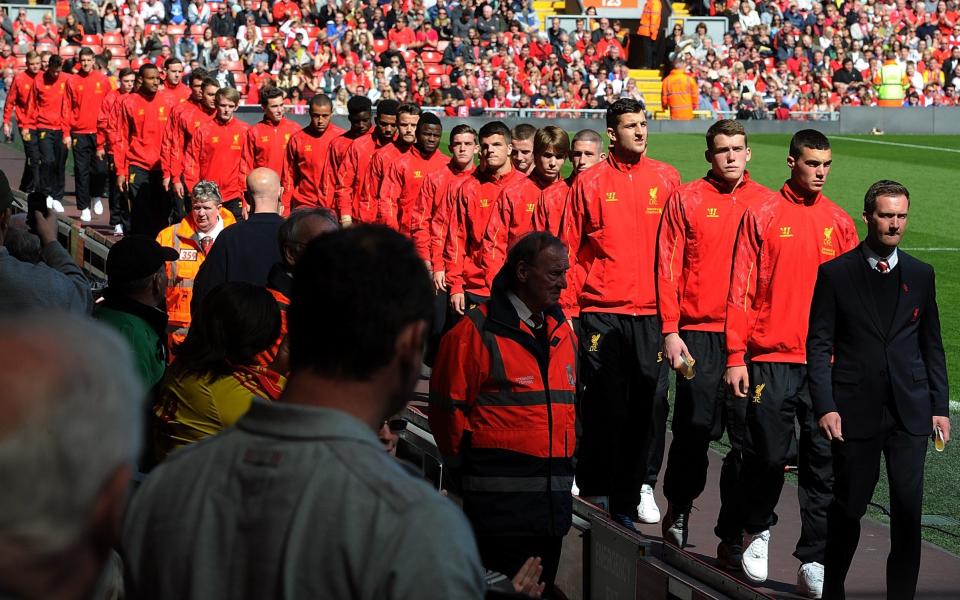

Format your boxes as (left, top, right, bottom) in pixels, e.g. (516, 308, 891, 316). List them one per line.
(0, 314, 144, 600)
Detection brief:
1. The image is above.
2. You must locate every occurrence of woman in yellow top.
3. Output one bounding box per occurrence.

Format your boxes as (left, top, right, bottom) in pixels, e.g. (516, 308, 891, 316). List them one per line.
(153, 282, 284, 462)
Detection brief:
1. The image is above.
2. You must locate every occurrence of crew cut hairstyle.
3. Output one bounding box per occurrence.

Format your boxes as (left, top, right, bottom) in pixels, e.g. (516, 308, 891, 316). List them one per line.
(449, 123, 478, 143)
(512, 123, 536, 141)
(863, 179, 910, 214)
(605, 98, 645, 129)
(289, 225, 433, 380)
(171, 282, 281, 379)
(534, 125, 570, 158)
(78, 46, 95, 58)
(310, 93, 332, 109)
(573, 129, 603, 146)
(706, 119, 748, 151)
(189, 67, 208, 83)
(259, 85, 286, 107)
(788, 128, 831, 158)
(504, 231, 566, 289)
(479, 120, 512, 144)
(397, 102, 422, 116)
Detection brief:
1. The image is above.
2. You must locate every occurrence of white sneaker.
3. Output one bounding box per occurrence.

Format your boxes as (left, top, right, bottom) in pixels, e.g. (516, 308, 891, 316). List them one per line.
(636, 484, 661, 523)
(79, 208, 91, 222)
(51, 199, 65, 213)
(46, 195, 54, 209)
(741, 530, 770, 583)
(113, 224, 124, 236)
(93, 198, 104, 215)
(571, 477, 579, 496)
(797, 562, 824, 599)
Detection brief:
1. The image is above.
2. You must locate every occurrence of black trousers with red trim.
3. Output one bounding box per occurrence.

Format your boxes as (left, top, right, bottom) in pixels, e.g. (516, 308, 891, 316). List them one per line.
(575, 312, 669, 517)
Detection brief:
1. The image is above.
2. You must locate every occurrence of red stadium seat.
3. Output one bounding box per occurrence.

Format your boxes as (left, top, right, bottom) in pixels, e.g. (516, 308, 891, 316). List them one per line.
(190, 24, 206, 35)
(233, 72, 247, 88)
(106, 45, 127, 58)
(402, 49, 417, 63)
(425, 64, 445, 76)
(145, 24, 160, 35)
(15, 55, 27, 69)
(167, 24, 186, 36)
(261, 25, 277, 38)
(35, 43, 57, 55)
(373, 38, 388, 55)
(82, 33, 102, 46)
(428, 74, 443, 88)
(130, 57, 149, 70)
(110, 57, 130, 71)
(421, 50, 442, 64)
(60, 46, 78, 59)
(227, 60, 245, 72)
(217, 36, 232, 48)
(102, 32, 124, 46)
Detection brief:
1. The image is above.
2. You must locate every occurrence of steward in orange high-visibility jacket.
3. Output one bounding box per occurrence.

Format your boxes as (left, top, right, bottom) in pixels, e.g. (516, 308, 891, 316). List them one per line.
(429, 233, 577, 588)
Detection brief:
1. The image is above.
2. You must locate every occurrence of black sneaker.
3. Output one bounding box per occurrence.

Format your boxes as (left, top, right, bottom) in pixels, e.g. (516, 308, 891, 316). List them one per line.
(716, 540, 743, 570)
(661, 505, 690, 547)
(613, 513, 639, 533)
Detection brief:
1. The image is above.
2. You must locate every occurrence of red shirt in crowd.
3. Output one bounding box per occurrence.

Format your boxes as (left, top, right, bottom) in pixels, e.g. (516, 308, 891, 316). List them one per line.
(444, 167, 525, 297)
(725, 182, 858, 366)
(656, 171, 771, 335)
(282, 122, 345, 208)
(378, 146, 450, 236)
(183, 116, 251, 201)
(563, 153, 681, 315)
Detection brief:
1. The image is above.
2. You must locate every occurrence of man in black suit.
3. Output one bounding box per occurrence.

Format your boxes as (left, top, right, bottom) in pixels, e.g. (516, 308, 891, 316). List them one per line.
(807, 179, 951, 600)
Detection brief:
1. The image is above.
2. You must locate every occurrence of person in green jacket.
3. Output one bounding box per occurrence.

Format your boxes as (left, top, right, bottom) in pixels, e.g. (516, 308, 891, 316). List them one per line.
(95, 235, 178, 390)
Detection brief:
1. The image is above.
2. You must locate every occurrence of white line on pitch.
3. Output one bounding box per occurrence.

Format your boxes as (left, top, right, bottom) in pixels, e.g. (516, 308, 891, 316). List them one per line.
(832, 136, 960, 153)
(903, 248, 960, 252)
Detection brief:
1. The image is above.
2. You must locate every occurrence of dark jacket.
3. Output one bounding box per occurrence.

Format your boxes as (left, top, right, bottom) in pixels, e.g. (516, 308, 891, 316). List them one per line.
(190, 212, 284, 317)
(807, 244, 949, 439)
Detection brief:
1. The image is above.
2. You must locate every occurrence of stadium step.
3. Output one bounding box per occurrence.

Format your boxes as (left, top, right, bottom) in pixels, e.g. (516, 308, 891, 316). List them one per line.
(630, 69, 664, 111)
(672, 2, 690, 16)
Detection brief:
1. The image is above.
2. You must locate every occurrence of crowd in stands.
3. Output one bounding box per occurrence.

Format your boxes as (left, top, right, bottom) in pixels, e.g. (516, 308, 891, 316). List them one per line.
(2, 0, 959, 119)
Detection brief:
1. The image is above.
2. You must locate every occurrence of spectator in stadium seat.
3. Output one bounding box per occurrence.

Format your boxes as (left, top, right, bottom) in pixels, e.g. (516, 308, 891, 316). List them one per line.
(213, 57, 237, 88)
(190, 168, 285, 315)
(0, 314, 143, 600)
(152, 281, 283, 462)
(0, 179, 92, 314)
(125, 226, 486, 600)
(209, 3, 236, 37)
(73, 0, 102, 35)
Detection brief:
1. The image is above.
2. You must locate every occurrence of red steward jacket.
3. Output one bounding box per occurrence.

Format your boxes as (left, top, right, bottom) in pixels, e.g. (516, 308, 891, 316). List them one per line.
(28, 72, 70, 133)
(64, 70, 111, 136)
(336, 130, 392, 220)
(429, 276, 577, 536)
(3, 71, 38, 129)
(481, 173, 569, 287)
(410, 162, 474, 268)
(444, 167, 524, 297)
(183, 117, 251, 201)
(725, 182, 858, 366)
(281, 123, 345, 208)
(242, 117, 301, 208)
(160, 101, 215, 180)
(564, 153, 681, 315)
(113, 90, 179, 176)
(378, 146, 449, 236)
(656, 171, 771, 335)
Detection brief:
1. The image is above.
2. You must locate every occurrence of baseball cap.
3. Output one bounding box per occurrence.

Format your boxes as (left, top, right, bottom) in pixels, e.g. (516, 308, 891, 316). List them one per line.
(106, 235, 178, 284)
(0, 170, 13, 213)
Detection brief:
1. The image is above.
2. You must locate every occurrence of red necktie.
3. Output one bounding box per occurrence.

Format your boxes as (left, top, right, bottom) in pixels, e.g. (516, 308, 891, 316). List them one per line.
(877, 259, 889, 273)
(200, 236, 213, 255)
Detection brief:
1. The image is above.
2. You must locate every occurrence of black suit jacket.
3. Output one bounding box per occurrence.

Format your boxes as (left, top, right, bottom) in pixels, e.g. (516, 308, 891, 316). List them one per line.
(807, 243, 949, 439)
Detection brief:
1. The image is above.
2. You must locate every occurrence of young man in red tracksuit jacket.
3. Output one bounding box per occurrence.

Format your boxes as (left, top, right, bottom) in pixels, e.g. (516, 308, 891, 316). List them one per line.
(98, 67, 136, 234)
(64, 47, 112, 222)
(113, 63, 180, 237)
(241, 86, 301, 210)
(161, 74, 217, 205)
(480, 125, 569, 287)
(355, 103, 420, 219)
(378, 112, 446, 237)
(281, 94, 344, 210)
(2, 51, 42, 194)
(655, 120, 772, 564)
(564, 99, 681, 530)
(28, 55, 70, 213)
(184, 87, 250, 221)
(158, 58, 191, 106)
(335, 99, 398, 225)
(444, 121, 525, 315)
(322, 95, 372, 218)
(725, 129, 858, 596)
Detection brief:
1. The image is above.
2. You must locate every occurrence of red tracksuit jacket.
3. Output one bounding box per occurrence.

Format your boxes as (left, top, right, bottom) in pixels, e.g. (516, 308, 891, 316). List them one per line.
(281, 123, 345, 208)
(411, 162, 474, 268)
(444, 167, 525, 297)
(358, 140, 409, 220)
(159, 82, 191, 105)
(183, 117, 250, 201)
(113, 90, 179, 176)
(28, 72, 70, 133)
(242, 116, 301, 208)
(725, 182, 859, 366)
(97, 88, 127, 149)
(3, 71, 38, 130)
(656, 171, 771, 334)
(564, 153, 681, 315)
(534, 173, 581, 317)
(65, 70, 112, 136)
(160, 101, 215, 180)
(481, 172, 569, 286)
(336, 130, 392, 220)
(378, 146, 449, 236)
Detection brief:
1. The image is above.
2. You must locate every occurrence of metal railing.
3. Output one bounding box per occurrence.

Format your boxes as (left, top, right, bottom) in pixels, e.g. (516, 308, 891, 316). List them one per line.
(482, 107, 609, 119)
